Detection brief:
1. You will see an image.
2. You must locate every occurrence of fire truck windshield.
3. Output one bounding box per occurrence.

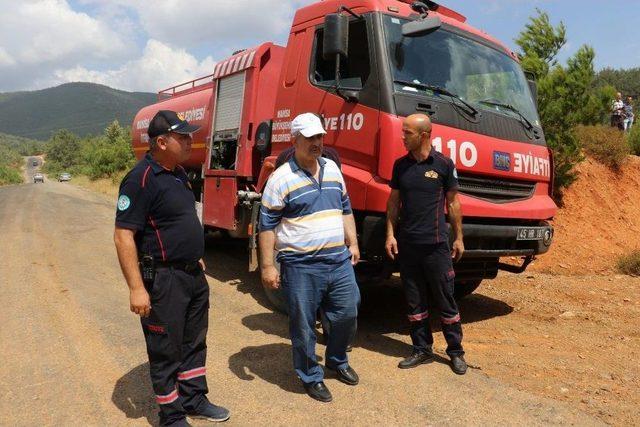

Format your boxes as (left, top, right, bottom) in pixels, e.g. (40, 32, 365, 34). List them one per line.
(383, 15, 540, 127)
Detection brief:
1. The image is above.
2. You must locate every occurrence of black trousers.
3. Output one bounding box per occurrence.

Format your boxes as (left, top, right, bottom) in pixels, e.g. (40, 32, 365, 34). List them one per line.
(611, 114, 625, 130)
(398, 242, 464, 357)
(141, 266, 209, 426)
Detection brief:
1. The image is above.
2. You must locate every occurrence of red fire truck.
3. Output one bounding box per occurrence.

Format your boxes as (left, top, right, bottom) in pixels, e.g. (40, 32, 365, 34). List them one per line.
(132, 0, 556, 308)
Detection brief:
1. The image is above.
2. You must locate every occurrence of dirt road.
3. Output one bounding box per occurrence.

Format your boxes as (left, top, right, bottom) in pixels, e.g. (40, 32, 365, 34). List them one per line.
(0, 177, 633, 426)
(23, 156, 43, 183)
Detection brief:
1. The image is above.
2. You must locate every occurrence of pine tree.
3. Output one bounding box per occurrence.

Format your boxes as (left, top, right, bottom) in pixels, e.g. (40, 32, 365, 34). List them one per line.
(515, 10, 613, 200)
(45, 129, 82, 171)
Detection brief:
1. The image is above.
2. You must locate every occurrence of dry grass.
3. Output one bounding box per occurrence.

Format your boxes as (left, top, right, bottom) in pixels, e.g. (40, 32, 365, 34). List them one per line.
(628, 125, 640, 156)
(575, 125, 630, 170)
(70, 173, 123, 199)
(617, 250, 640, 276)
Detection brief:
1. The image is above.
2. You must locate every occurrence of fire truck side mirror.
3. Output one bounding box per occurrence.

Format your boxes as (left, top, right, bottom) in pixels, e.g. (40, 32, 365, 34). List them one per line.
(323, 13, 349, 60)
(524, 71, 538, 108)
(255, 121, 272, 155)
(402, 16, 442, 37)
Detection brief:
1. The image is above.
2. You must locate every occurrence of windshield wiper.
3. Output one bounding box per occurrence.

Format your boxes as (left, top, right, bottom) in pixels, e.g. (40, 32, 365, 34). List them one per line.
(478, 100, 534, 130)
(394, 79, 478, 117)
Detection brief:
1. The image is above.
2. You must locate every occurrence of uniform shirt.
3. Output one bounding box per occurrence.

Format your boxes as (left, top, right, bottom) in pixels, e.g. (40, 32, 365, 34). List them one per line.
(115, 153, 204, 263)
(260, 157, 352, 265)
(390, 150, 459, 245)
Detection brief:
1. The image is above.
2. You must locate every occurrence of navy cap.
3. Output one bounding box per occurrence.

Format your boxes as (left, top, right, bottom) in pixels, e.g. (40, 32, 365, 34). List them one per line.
(147, 110, 201, 139)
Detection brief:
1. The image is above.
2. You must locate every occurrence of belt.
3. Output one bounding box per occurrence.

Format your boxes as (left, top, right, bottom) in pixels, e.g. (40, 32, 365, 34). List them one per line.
(155, 260, 202, 273)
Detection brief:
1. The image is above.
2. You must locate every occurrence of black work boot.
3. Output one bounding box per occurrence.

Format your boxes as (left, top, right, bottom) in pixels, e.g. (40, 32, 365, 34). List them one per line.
(164, 418, 192, 427)
(187, 399, 230, 422)
(450, 355, 468, 375)
(398, 351, 435, 369)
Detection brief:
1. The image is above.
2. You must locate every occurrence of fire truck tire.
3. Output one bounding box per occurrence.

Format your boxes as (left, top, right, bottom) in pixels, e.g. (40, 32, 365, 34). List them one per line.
(453, 279, 482, 300)
(261, 250, 289, 314)
(354, 262, 384, 286)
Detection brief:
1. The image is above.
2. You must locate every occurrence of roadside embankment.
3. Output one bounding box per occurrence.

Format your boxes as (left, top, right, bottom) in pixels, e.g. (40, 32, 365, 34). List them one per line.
(530, 155, 640, 275)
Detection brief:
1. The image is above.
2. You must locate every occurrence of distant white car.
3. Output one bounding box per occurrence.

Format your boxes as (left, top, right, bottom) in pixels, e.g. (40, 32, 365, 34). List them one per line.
(33, 173, 44, 183)
(58, 173, 71, 182)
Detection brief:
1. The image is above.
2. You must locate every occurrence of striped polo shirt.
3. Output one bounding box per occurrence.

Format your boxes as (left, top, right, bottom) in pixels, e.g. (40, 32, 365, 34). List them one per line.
(260, 156, 352, 265)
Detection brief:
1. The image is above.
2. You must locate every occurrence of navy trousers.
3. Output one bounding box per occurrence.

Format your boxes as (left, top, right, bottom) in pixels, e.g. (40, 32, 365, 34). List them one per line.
(398, 242, 464, 357)
(141, 266, 209, 426)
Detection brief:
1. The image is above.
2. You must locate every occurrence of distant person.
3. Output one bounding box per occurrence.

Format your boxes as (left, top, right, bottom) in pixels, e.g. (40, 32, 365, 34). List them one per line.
(114, 110, 229, 426)
(624, 96, 634, 131)
(611, 92, 625, 130)
(385, 113, 467, 375)
(259, 113, 360, 403)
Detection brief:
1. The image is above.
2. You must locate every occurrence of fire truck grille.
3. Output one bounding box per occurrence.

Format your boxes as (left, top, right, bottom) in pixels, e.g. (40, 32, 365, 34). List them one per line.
(457, 174, 536, 202)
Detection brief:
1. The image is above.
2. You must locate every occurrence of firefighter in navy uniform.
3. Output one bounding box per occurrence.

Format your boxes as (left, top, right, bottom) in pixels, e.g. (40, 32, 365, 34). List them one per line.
(385, 113, 468, 375)
(114, 110, 230, 426)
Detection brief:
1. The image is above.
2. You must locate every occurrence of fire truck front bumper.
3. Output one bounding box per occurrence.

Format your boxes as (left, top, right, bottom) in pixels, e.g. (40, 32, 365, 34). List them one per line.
(460, 222, 554, 259)
(452, 221, 553, 280)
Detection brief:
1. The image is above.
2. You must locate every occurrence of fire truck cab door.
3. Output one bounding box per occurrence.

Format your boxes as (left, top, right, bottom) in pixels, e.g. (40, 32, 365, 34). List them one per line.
(303, 16, 378, 165)
(294, 15, 380, 209)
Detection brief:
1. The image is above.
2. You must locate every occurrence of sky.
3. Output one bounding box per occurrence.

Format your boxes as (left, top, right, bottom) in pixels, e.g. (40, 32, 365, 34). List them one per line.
(0, 0, 636, 94)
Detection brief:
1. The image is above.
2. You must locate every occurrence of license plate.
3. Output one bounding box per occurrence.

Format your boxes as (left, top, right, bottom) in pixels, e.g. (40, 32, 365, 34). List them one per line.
(516, 227, 545, 241)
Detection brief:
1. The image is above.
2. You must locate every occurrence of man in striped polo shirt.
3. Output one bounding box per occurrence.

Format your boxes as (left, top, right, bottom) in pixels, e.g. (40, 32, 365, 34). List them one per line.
(259, 113, 360, 403)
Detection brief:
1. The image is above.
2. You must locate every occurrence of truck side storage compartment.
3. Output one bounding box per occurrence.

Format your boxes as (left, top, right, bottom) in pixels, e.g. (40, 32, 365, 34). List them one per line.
(203, 177, 237, 230)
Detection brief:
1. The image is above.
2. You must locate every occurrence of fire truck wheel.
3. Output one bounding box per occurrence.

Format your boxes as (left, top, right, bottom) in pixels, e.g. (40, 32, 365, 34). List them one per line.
(354, 262, 385, 286)
(453, 279, 482, 300)
(262, 250, 288, 314)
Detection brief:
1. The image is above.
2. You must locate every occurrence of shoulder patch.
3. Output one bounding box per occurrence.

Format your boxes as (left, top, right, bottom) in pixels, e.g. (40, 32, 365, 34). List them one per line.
(117, 195, 131, 211)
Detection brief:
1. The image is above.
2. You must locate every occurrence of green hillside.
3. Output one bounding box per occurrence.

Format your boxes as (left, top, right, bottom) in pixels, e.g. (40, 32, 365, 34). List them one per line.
(0, 132, 45, 155)
(0, 82, 156, 140)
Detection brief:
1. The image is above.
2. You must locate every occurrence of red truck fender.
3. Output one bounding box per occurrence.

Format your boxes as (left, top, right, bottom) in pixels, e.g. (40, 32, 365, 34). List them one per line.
(256, 156, 277, 193)
(248, 156, 276, 272)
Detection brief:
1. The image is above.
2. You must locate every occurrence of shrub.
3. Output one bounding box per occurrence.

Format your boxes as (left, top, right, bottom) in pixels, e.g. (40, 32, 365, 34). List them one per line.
(83, 121, 135, 180)
(85, 141, 135, 179)
(0, 145, 23, 185)
(0, 165, 22, 185)
(617, 250, 640, 276)
(0, 146, 22, 168)
(627, 124, 640, 156)
(574, 124, 629, 170)
(45, 129, 82, 166)
(42, 121, 135, 180)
